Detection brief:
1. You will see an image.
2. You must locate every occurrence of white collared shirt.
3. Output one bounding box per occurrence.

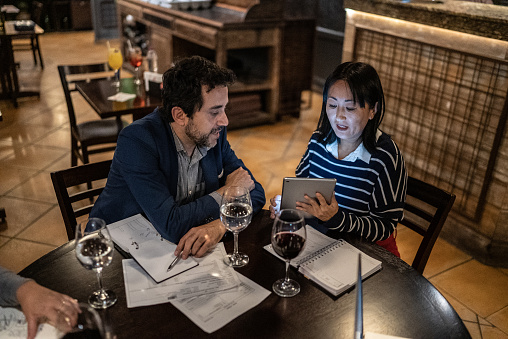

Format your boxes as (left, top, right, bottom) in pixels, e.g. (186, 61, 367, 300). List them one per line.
(325, 130, 382, 163)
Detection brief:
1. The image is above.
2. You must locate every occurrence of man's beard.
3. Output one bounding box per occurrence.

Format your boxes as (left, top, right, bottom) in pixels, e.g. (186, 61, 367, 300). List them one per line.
(185, 120, 223, 148)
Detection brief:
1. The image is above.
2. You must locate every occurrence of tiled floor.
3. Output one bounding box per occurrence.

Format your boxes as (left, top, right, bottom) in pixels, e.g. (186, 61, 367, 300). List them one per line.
(1, 31, 507, 339)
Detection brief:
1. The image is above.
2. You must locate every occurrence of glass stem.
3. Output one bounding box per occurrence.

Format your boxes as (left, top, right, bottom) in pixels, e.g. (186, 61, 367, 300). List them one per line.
(284, 260, 291, 284)
(233, 232, 239, 256)
(95, 267, 105, 297)
(115, 70, 120, 82)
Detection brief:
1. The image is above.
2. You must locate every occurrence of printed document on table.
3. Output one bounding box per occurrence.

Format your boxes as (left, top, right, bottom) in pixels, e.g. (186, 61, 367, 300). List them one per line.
(123, 243, 241, 308)
(170, 273, 271, 334)
(0, 306, 59, 338)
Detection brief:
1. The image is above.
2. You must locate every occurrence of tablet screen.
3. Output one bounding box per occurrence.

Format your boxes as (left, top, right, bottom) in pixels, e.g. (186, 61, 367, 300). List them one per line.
(280, 177, 336, 211)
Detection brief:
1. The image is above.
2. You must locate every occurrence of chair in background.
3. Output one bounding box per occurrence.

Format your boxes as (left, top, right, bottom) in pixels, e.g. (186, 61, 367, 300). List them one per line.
(51, 160, 112, 240)
(58, 63, 125, 167)
(11, 1, 44, 69)
(401, 176, 456, 274)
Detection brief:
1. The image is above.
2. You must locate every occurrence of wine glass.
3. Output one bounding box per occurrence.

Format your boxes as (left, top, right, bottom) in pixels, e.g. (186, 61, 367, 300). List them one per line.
(220, 186, 253, 267)
(57, 303, 105, 338)
(271, 209, 307, 297)
(129, 46, 143, 85)
(75, 218, 117, 309)
(107, 47, 123, 88)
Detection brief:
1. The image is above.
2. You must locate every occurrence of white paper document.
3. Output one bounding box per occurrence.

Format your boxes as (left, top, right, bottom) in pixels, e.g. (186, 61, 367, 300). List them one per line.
(123, 243, 242, 308)
(169, 274, 271, 334)
(108, 214, 198, 283)
(0, 307, 59, 338)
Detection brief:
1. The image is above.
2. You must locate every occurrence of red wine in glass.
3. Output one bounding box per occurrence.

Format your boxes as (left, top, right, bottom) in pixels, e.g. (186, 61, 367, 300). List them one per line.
(271, 209, 306, 297)
(272, 232, 306, 260)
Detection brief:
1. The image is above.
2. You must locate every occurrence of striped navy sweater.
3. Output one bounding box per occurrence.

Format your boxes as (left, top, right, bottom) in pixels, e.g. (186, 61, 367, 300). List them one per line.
(296, 131, 407, 241)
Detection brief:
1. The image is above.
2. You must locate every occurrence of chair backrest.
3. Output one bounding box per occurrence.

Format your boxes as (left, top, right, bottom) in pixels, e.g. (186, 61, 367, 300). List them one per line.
(31, 1, 44, 25)
(400, 176, 456, 274)
(57, 63, 115, 129)
(51, 160, 112, 241)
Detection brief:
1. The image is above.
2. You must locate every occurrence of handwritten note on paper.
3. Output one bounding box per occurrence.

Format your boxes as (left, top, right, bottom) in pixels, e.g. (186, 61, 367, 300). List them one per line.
(123, 243, 242, 308)
(169, 274, 271, 334)
(0, 307, 60, 338)
(108, 214, 198, 283)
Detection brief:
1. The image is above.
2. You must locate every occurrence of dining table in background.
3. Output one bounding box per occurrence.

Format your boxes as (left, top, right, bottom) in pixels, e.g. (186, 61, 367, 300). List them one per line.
(0, 20, 43, 107)
(19, 210, 471, 338)
(75, 77, 162, 121)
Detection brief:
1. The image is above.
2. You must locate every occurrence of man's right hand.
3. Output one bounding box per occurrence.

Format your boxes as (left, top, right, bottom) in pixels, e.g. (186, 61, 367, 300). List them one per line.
(218, 167, 255, 195)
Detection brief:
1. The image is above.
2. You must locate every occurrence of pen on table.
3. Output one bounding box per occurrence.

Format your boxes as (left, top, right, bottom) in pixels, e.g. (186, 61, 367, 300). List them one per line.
(167, 252, 181, 272)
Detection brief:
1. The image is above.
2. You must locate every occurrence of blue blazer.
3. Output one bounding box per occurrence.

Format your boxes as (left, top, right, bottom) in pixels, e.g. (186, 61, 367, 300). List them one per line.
(90, 109, 265, 243)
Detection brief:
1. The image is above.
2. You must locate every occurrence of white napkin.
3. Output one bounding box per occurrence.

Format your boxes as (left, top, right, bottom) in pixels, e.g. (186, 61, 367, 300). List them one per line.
(107, 92, 136, 102)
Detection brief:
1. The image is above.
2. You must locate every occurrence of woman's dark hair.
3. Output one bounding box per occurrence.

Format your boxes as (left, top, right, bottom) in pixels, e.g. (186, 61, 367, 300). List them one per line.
(160, 56, 236, 122)
(316, 62, 385, 154)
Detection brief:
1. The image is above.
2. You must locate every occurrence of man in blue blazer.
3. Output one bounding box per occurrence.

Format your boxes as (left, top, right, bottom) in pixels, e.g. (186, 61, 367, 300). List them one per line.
(90, 56, 265, 260)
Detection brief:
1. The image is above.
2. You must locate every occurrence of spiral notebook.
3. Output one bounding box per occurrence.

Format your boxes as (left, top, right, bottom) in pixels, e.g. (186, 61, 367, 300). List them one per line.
(264, 226, 382, 296)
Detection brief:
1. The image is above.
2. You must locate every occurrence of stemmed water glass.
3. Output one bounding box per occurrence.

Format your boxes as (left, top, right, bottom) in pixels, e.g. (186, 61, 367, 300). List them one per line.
(220, 186, 253, 267)
(271, 209, 307, 297)
(129, 46, 143, 85)
(75, 218, 117, 309)
(107, 47, 123, 88)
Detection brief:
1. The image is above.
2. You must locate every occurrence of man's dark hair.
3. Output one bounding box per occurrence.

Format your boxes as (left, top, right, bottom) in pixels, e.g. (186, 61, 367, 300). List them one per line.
(316, 62, 386, 154)
(160, 56, 236, 122)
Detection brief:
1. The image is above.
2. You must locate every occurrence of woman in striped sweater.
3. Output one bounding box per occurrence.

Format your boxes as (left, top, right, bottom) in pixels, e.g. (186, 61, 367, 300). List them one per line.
(270, 62, 407, 256)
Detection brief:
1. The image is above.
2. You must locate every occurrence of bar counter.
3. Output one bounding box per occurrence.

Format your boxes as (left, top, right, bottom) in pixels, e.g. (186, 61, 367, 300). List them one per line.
(343, 0, 508, 266)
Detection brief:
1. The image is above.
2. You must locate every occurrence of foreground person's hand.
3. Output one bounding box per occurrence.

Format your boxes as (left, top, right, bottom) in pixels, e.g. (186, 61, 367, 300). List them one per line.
(16, 281, 80, 339)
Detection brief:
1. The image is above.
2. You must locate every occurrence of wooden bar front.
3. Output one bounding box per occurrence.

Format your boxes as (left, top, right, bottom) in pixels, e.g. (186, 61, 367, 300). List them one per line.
(117, 0, 316, 129)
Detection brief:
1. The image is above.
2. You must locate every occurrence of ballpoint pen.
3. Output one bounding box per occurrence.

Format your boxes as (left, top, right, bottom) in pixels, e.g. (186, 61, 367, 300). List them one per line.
(167, 252, 181, 272)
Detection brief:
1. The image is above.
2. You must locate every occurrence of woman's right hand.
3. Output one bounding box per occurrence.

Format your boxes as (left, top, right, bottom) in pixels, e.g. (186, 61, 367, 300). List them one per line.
(269, 195, 281, 219)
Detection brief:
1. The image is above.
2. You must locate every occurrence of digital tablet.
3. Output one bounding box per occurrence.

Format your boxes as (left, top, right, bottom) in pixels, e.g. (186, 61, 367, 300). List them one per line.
(280, 177, 337, 211)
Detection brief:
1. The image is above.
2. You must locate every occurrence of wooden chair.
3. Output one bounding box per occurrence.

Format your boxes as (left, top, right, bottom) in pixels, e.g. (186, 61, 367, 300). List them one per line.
(11, 1, 44, 69)
(58, 63, 125, 167)
(51, 160, 112, 240)
(401, 176, 456, 274)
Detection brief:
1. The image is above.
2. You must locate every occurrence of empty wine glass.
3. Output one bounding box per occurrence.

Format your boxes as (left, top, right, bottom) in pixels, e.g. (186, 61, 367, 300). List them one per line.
(220, 186, 253, 267)
(75, 218, 117, 309)
(57, 303, 105, 338)
(107, 47, 123, 88)
(271, 209, 306, 297)
(129, 46, 143, 85)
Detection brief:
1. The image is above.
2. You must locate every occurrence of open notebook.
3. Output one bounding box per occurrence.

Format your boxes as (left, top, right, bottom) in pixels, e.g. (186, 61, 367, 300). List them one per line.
(264, 226, 381, 296)
(107, 214, 198, 283)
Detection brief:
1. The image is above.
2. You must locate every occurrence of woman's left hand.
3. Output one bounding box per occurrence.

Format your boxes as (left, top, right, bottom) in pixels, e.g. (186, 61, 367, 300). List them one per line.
(296, 193, 339, 221)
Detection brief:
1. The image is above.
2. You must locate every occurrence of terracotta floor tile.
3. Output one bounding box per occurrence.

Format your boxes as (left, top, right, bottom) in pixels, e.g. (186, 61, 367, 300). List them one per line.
(0, 235, 10, 247)
(17, 206, 69, 246)
(21, 109, 68, 128)
(0, 123, 57, 146)
(0, 197, 52, 237)
(430, 260, 508, 318)
(2, 145, 68, 170)
(437, 288, 478, 323)
(0, 238, 56, 273)
(481, 325, 508, 339)
(7, 171, 59, 203)
(34, 127, 71, 149)
(464, 321, 481, 339)
(487, 306, 508, 334)
(0, 166, 37, 195)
